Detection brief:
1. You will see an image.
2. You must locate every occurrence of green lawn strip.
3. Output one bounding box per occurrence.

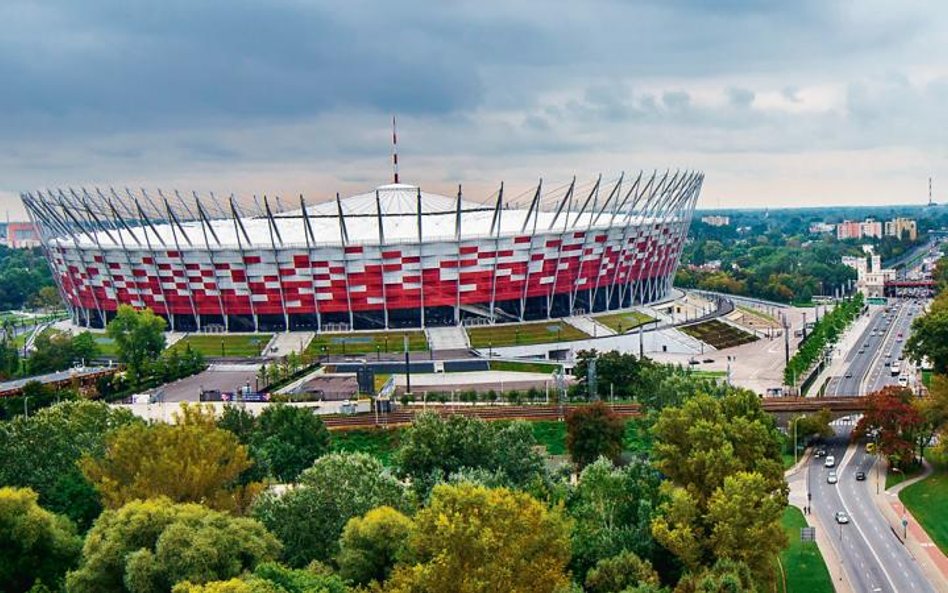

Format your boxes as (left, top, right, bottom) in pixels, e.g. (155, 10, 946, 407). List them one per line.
(778, 506, 834, 593)
(922, 370, 932, 389)
(885, 463, 925, 490)
(737, 304, 779, 324)
(899, 467, 948, 555)
(330, 428, 402, 466)
(593, 310, 655, 333)
(92, 335, 120, 357)
(307, 331, 428, 356)
(489, 360, 562, 374)
(468, 321, 589, 348)
(168, 334, 272, 357)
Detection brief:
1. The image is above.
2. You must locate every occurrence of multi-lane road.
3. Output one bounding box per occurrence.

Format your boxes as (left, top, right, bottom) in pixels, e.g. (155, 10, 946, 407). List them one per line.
(809, 426, 936, 593)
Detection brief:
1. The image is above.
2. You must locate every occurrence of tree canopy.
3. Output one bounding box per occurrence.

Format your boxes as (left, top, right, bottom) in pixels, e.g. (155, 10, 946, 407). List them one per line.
(80, 404, 259, 512)
(106, 304, 167, 378)
(251, 404, 331, 483)
(0, 487, 82, 593)
(337, 506, 412, 587)
(383, 483, 572, 593)
(253, 452, 409, 568)
(66, 498, 280, 593)
(0, 400, 139, 529)
(566, 402, 626, 468)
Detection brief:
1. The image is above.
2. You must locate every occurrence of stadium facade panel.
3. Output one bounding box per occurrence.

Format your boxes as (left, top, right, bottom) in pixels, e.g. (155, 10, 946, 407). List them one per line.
(22, 171, 702, 332)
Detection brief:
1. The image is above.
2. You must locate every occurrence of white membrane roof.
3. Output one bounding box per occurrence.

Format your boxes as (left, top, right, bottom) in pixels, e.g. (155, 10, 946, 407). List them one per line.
(54, 182, 680, 249)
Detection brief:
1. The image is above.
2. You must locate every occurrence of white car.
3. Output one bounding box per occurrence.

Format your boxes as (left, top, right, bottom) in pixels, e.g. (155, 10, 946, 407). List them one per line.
(898, 376, 909, 387)
(827, 471, 838, 484)
(835, 511, 850, 524)
(825, 455, 836, 468)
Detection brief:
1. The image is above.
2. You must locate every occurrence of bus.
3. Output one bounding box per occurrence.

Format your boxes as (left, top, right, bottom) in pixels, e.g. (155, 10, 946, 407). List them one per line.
(891, 361, 901, 376)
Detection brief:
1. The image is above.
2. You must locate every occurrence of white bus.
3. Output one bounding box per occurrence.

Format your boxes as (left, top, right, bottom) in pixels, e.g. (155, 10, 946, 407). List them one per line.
(891, 361, 901, 376)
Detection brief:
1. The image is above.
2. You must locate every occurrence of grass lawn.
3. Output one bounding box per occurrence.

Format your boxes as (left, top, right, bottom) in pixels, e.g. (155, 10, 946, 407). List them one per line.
(307, 331, 428, 356)
(899, 467, 948, 555)
(922, 370, 932, 389)
(778, 506, 834, 593)
(489, 360, 563, 374)
(468, 321, 589, 348)
(885, 463, 924, 490)
(737, 304, 779, 324)
(594, 310, 655, 333)
(531, 418, 649, 458)
(330, 428, 402, 466)
(92, 335, 120, 357)
(168, 334, 272, 357)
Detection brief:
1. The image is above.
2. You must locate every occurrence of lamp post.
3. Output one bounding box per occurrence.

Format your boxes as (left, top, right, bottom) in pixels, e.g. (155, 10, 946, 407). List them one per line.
(220, 338, 225, 357)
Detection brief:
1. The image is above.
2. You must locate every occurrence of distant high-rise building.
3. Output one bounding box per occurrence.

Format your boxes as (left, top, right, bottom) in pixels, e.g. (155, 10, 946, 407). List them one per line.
(4, 222, 40, 248)
(836, 220, 863, 240)
(861, 219, 883, 239)
(884, 218, 918, 241)
(809, 222, 835, 234)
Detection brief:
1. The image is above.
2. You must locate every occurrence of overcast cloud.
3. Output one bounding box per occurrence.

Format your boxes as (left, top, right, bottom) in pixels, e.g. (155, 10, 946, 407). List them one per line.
(2, 0, 947, 216)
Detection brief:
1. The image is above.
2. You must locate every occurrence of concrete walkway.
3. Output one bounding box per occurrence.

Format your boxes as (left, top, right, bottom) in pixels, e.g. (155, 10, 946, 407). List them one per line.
(785, 449, 856, 593)
(264, 332, 314, 358)
(873, 459, 948, 591)
(563, 315, 615, 338)
(426, 326, 470, 351)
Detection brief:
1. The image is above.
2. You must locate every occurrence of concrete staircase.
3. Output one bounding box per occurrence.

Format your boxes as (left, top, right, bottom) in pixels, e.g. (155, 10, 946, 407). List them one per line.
(426, 326, 470, 351)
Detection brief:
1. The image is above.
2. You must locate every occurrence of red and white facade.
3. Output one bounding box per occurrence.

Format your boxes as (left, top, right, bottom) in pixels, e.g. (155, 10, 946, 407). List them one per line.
(23, 171, 701, 332)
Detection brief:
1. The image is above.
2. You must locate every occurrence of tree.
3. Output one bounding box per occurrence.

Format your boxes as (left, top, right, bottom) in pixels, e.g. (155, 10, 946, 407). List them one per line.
(0, 400, 139, 529)
(906, 293, 948, 374)
(584, 550, 661, 593)
(853, 386, 926, 468)
(65, 498, 280, 593)
(337, 506, 412, 587)
(393, 413, 544, 497)
(672, 559, 758, 593)
(0, 487, 82, 593)
(566, 402, 625, 468)
(70, 331, 101, 364)
(27, 330, 78, 374)
(106, 304, 167, 378)
(81, 404, 259, 512)
(383, 483, 571, 593)
(915, 374, 948, 458)
(172, 563, 349, 593)
(650, 392, 786, 585)
(251, 404, 331, 483)
(567, 457, 663, 580)
(253, 452, 409, 568)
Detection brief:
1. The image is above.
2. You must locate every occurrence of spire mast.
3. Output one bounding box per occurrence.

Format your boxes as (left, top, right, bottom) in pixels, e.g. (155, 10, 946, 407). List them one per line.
(392, 115, 400, 184)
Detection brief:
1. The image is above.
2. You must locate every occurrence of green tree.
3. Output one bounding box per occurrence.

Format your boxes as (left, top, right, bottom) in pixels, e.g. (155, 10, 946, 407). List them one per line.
(584, 550, 661, 593)
(393, 413, 544, 497)
(106, 304, 167, 378)
(0, 400, 139, 529)
(70, 331, 100, 364)
(27, 330, 77, 374)
(672, 558, 758, 593)
(81, 404, 260, 512)
(252, 404, 331, 483)
(65, 498, 281, 593)
(0, 487, 82, 593)
(172, 563, 349, 593)
(566, 402, 625, 468)
(568, 457, 662, 580)
(337, 506, 412, 587)
(650, 393, 787, 586)
(383, 483, 571, 593)
(906, 293, 948, 374)
(253, 452, 409, 567)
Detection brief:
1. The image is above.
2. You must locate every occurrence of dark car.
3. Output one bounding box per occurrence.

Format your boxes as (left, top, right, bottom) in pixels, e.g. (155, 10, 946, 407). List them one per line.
(702, 358, 714, 363)
(855, 471, 867, 481)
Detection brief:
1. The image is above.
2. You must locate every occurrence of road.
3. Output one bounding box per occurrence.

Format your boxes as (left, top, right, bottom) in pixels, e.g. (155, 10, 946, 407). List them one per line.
(865, 301, 923, 393)
(828, 307, 884, 396)
(809, 425, 936, 593)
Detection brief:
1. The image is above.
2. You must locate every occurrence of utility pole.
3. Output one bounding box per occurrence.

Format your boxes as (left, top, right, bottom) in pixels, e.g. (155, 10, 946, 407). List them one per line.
(403, 334, 411, 397)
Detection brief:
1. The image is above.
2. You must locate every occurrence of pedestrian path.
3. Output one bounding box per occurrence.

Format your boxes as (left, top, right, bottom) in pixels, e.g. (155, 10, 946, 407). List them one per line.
(563, 315, 615, 338)
(874, 459, 948, 590)
(264, 332, 314, 358)
(426, 326, 470, 351)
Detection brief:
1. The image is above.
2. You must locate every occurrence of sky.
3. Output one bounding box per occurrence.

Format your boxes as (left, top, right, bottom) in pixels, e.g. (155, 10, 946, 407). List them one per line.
(2, 0, 948, 219)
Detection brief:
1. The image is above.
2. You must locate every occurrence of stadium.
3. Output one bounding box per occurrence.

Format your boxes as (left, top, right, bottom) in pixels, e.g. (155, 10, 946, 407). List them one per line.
(22, 170, 702, 332)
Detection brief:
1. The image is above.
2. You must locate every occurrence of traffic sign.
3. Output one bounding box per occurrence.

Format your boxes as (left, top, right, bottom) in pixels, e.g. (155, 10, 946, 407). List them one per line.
(800, 527, 816, 542)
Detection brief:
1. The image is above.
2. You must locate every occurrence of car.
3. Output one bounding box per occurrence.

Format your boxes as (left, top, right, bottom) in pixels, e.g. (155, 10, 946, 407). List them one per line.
(835, 511, 850, 524)
(827, 471, 838, 484)
(855, 471, 866, 481)
(885, 352, 892, 358)
(897, 337, 903, 342)
(825, 455, 836, 468)
(688, 359, 700, 365)
(702, 358, 714, 363)
(898, 376, 909, 387)
(884, 361, 891, 367)
(815, 448, 826, 458)
(864, 342, 870, 348)
(845, 371, 853, 378)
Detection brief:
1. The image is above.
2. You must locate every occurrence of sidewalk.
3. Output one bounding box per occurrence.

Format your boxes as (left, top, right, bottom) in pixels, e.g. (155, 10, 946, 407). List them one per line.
(871, 458, 948, 592)
(785, 449, 855, 593)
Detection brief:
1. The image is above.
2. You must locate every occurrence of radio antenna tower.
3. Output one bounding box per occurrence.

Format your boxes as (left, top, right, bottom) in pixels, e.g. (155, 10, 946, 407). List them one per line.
(392, 115, 400, 184)
(929, 176, 933, 207)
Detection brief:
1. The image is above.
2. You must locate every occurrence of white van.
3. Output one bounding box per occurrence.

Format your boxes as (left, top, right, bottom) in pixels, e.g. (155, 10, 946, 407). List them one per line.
(824, 455, 836, 468)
